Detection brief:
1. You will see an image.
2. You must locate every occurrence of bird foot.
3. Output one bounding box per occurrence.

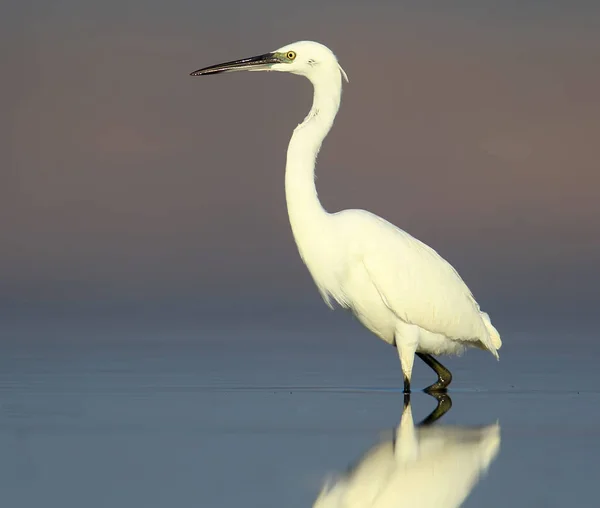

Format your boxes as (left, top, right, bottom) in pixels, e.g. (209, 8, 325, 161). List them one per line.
(423, 382, 449, 394)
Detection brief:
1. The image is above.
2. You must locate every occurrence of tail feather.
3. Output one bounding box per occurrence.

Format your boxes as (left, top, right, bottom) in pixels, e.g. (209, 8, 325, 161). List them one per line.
(481, 312, 502, 359)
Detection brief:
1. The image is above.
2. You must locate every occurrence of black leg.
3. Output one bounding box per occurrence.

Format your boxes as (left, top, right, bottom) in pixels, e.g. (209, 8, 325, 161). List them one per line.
(403, 375, 411, 394)
(403, 393, 411, 411)
(416, 353, 453, 392)
(418, 392, 453, 426)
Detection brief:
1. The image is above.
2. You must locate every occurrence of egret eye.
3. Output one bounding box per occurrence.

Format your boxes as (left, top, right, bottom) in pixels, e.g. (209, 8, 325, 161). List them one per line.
(286, 51, 297, 60)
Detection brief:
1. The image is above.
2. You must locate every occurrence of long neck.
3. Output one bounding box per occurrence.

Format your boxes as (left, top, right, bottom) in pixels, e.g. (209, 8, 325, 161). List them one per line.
(285, 70, 342, 245)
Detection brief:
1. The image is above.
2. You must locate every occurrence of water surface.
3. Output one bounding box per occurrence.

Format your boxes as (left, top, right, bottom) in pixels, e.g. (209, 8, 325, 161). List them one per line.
(0, 320, 597, 507)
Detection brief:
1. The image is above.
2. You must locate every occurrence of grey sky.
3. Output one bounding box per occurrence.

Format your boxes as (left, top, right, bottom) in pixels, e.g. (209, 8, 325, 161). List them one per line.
(2, 0, 599, 321)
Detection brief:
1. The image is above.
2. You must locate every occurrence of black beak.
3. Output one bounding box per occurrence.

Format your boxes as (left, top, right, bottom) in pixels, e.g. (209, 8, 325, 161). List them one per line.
(190, 52, 281, 76)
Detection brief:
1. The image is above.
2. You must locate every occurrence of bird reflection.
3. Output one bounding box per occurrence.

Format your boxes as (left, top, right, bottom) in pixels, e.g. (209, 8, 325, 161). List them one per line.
(313, 394, 500, 508)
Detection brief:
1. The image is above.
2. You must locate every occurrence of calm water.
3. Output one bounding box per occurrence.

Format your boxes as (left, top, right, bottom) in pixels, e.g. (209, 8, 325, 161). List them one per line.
(0, 318, 598, 507)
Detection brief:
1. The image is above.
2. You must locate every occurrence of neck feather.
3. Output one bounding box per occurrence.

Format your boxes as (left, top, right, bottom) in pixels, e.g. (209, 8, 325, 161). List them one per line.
(285, 70, 342, 245)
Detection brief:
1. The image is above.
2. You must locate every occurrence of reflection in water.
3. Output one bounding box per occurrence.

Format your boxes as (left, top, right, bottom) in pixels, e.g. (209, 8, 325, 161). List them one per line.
(313, 395, 500, 508)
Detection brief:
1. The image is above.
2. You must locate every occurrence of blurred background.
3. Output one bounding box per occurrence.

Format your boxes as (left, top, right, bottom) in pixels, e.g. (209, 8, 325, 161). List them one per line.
(2, 0, 599, 335)
(2, 3, 600, 507)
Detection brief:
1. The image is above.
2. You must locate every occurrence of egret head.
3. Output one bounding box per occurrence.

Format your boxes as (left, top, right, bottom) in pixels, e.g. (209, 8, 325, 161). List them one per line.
(190, 40, 349, 83)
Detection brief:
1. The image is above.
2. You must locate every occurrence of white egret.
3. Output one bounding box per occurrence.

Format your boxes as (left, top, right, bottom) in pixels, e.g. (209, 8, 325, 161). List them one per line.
(313, 395, 501, 508)
(190, 41, 502, 392)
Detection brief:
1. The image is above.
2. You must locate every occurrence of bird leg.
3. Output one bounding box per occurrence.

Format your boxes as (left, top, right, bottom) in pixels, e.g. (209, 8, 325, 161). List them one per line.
(403, 393, 411, 411)
(396, 325, 418, 394)
(418, 392, 453, 426)
(416, 353, 453, 392)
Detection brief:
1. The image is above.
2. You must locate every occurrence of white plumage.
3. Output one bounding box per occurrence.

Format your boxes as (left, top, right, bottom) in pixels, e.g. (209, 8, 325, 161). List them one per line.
(191, 40, 502, 391)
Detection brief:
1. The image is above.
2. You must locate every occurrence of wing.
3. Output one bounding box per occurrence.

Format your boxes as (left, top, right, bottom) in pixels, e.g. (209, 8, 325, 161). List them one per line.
(354, 211, 498, 354)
